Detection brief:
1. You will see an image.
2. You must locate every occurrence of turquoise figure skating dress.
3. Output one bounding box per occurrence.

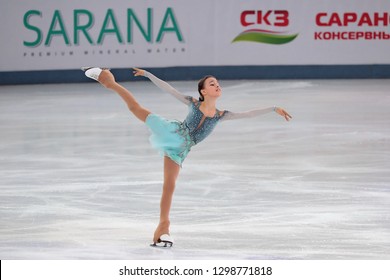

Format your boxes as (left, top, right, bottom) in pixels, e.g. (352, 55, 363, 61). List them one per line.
(143, 71, 277, 166)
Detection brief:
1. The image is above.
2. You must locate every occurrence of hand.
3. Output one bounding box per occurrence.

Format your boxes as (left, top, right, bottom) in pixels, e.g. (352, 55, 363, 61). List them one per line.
(275, 107, 292, 121)
(133, 67, 145, 77)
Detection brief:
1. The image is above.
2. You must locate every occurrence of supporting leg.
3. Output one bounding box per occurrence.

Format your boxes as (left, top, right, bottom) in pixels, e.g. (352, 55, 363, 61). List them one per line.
(153, 156, 181, 243)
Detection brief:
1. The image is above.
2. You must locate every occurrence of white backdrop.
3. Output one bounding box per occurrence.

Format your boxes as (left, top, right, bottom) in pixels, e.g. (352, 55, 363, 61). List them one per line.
(1, 0, 389, 71)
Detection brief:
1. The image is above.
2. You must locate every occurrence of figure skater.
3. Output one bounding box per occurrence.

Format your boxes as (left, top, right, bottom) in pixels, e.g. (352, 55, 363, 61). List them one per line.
(82, 67, 292, 247)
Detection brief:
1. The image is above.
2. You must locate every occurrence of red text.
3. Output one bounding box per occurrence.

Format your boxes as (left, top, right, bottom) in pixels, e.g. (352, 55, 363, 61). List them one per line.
(241, 10, 289, 27)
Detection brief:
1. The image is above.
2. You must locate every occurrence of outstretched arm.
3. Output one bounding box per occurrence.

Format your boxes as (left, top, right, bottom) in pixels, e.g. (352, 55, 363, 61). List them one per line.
(223, 107, 292, 121)
(133, 68, 190, 105)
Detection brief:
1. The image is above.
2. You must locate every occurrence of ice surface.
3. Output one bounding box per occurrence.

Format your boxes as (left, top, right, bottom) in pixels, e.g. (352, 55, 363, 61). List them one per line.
(0, 78, 389, 259)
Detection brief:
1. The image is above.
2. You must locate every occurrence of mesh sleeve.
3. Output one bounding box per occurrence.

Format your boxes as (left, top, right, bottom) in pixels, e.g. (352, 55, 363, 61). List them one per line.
(144, 71, 190, 105)
(221, 107, 276, 121)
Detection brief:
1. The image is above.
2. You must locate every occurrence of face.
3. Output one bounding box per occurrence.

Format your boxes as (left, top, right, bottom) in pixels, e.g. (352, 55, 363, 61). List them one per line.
(201, 77, 222, 99)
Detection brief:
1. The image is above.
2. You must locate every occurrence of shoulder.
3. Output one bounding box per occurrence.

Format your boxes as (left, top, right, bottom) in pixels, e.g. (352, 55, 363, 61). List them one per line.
(186, 96, 195, 101)
(218, 110, 232, 121)
(218, 109, 229, 118)
(186, 96, 199, 104)
(221, 110, 231, 116)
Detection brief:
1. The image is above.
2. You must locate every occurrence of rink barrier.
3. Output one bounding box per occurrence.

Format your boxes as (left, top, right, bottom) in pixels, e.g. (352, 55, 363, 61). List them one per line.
(1, 64, 390, 85)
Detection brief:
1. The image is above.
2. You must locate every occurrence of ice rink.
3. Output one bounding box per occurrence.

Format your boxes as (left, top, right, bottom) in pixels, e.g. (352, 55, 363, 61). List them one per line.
(0, 77, 389, 259)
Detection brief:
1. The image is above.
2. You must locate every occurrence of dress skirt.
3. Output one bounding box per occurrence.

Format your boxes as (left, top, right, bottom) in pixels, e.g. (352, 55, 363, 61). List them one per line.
(145, 113, 193, 166)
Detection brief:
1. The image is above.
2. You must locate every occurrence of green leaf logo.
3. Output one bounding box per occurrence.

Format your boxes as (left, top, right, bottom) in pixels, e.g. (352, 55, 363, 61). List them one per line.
(232, 29, 298, 45)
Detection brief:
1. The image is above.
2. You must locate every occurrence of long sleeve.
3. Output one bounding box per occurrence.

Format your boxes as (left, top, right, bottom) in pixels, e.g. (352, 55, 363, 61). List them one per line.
(221, 107, 276, 121)
(144, 71, 190, 105)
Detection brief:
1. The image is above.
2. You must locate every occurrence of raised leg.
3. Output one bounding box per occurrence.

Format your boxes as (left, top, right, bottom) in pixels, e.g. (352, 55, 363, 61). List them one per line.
(98, 70, 151, 122)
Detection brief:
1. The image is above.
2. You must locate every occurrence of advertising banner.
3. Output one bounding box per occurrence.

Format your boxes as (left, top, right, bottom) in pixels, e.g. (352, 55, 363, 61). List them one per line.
(1, 0, 389, 71)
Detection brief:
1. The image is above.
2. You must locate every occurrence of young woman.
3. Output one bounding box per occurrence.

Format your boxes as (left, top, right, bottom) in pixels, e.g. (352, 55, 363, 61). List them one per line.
(83, 67, 292, 247)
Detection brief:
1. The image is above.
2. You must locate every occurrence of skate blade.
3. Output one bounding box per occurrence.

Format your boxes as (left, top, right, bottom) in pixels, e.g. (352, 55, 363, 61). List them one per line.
(81, 67, 111, 72)
(150, 241, 173, 248)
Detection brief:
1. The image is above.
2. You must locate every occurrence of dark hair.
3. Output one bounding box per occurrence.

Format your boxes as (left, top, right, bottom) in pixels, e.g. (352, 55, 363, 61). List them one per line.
(197, 75, 215, 102)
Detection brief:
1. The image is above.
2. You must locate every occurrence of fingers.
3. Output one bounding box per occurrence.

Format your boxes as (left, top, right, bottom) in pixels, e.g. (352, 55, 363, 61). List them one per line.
(276, 107, 292, 121)
(132, 68, 140, 76)
(132, 67, 145, 77)
(282, 111, 292, 121)
(282, 110, 292, 121)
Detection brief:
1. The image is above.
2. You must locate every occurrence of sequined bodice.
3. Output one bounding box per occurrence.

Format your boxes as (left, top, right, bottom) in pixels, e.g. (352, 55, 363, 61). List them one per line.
(182, 97, 225, 145)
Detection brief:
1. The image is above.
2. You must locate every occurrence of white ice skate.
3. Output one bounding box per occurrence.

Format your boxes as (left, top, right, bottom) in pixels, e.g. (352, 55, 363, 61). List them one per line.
(81, 67, 110, 81)
(150, 234, 174, 248)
